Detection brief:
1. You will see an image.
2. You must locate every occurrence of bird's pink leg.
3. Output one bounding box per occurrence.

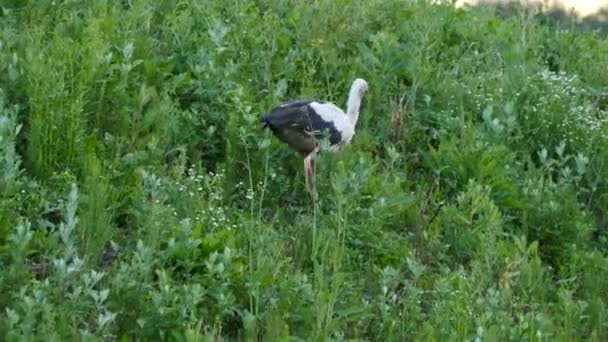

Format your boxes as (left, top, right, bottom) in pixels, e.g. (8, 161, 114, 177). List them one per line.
(304, 145, 320, 195)
(304, 155, 314, 193)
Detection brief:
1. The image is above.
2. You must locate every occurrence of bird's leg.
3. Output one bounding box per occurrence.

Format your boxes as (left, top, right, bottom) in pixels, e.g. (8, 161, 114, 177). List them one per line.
(304, 154, 314, 194)
(304, 144, 320, 196)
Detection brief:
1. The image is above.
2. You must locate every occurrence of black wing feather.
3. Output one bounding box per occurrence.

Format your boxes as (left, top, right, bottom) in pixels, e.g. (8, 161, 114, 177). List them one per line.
(262, 100, 341, 147)
(262, 100, 314, 129)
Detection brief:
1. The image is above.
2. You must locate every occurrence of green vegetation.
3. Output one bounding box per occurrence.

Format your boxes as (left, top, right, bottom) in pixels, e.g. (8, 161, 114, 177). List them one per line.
(1, 0, 608, 340)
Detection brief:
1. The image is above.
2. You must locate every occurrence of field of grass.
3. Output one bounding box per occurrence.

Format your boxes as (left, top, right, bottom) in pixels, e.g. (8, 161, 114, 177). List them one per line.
(1, 0, 608, 340)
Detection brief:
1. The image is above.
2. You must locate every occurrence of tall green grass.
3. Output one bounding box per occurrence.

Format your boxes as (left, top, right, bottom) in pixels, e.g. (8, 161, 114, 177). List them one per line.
(1, 0, 608, 340)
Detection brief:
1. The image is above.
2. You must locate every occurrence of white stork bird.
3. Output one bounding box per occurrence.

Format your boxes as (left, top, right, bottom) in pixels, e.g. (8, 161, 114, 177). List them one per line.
(262, 78, 369, 193)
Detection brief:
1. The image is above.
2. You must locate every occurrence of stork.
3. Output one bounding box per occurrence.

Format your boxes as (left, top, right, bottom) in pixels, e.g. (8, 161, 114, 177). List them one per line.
(262, 78, 369, 194)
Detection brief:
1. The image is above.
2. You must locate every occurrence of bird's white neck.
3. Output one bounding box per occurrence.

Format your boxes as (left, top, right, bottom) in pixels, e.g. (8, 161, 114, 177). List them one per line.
(345, 79, 366, 127)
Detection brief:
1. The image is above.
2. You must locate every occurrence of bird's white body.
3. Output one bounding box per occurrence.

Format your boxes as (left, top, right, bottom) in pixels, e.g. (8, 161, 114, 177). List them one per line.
(308, 101, 355, 151)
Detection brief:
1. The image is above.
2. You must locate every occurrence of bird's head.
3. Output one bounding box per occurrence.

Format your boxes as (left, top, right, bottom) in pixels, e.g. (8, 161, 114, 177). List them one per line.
(352, 78, 369, 98)
(346, 78, 369, 126)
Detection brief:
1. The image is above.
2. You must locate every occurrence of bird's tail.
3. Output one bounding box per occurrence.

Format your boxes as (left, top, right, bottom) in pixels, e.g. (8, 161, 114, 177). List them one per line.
(261, 114, 271, 129)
